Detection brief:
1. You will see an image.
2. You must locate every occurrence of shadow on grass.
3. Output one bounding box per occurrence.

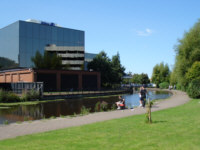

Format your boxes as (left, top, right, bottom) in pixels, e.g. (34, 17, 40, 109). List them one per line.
(152, 120, 167, 124)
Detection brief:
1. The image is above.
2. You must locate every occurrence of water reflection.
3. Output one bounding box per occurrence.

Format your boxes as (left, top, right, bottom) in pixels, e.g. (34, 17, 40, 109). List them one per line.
(124, 90, 172, 109)
(0, 90, 171, 124)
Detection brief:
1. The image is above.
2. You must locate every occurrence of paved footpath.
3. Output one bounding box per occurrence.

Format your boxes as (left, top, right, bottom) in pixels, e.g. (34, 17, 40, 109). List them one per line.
(0, 90, 190, 140)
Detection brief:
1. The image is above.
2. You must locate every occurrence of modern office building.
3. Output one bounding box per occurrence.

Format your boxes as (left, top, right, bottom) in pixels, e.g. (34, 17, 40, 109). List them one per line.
(0, 19, 85, 69)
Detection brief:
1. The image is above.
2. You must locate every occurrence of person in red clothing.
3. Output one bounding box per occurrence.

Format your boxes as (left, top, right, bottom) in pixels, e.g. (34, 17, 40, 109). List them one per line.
(116, 95, 125, 109)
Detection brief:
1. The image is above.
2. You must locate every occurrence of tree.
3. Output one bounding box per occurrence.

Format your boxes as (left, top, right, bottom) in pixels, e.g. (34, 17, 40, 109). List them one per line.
(187, 78, 200, 98)
(111, 52, 125, 84)
(131, 73, 150, 84)
(172, 19, 200, 90)
(31, 51, 63, 69)
(170, 69, 178, 86)
(140, 73, 150, 84)
(87, 51, 113, 87)
(186, 61, 200, 83)
(0, 57, 18, 69)
(131, 74, 141, 84)
(87, 51, 125, 87)
(31, 51, 43, 68)
(152, 62, 170, 87)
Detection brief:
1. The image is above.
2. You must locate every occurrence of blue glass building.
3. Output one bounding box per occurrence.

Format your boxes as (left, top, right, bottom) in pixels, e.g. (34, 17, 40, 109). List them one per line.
(0, 20, 85, 68)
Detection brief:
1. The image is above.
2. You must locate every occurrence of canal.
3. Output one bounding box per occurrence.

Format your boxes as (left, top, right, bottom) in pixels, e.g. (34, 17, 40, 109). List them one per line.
(0, 90, 171, 124)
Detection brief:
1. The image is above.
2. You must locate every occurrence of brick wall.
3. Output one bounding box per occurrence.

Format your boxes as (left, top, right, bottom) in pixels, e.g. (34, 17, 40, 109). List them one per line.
(0, 69, 101, 91)
(0, 69, 34, 83)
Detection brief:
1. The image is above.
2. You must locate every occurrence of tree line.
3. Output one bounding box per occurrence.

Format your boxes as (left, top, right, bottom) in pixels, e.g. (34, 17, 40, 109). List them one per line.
(0, 57, 18, 69)
(170, 19, 200, 98)
(151, 19, 200, 98)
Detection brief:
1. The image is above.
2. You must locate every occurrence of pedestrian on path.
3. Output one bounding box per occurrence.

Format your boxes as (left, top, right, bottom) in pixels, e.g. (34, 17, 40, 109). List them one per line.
(139, 85, 147, 108)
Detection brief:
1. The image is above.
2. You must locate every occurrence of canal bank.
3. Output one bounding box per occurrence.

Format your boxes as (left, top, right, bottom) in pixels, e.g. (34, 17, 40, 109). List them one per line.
(42, 88, 133, 100)
(0, 90, 190, 140)
(0, 88, 171, 124)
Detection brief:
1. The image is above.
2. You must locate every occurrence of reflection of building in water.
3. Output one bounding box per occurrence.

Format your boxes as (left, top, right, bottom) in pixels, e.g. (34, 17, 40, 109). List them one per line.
(0, 104, 44, 123)
(45, 44, 84, 70)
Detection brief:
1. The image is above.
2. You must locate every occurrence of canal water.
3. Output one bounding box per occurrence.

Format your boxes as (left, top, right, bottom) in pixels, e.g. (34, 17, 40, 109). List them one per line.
(0, 90, 171, 124)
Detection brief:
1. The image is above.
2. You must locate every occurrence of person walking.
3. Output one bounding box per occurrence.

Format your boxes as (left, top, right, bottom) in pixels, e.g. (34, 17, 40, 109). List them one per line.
(139, 85, 147, 108)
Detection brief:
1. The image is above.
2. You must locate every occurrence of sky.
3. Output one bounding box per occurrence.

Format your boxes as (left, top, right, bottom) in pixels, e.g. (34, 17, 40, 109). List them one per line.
(1, 0, 200, 78)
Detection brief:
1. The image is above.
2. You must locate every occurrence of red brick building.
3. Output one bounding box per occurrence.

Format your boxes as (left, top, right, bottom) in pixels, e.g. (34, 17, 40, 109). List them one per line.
(0, 68, 101, 91)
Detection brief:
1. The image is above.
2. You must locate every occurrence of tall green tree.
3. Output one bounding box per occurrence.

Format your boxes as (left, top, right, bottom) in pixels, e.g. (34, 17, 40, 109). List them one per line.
(152, 62, 170, 87)
(87, 51, 112, 87)
(140, 73, 150, 84)
(131, 73, 150, 84)
(186, 61, 200, 83)
(87, 51, 125, 87)
(111, 52, 125, 84)
(31, 51, 43, 68)
(172, 19, 200, 90)
(31, 51, 63, 69)
(131, 74, 141, 84)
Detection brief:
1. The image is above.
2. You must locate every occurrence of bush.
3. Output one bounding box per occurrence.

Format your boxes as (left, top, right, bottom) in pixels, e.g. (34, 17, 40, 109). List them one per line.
(0, 89, 20, 102)
(94, 101, 108, 112)
(21, 89, 40, 102)
(7, 92, 20, 102)
(159, 82, 169, 89)
(187, 78, 200, 98)
(0, 89, 6, 102)
(100, 101, 108, 111)
(80, 106, 91, 115)
(95, 101, 101, 112)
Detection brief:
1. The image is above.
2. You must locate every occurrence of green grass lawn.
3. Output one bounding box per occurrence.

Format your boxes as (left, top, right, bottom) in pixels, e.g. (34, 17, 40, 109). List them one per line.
(0, 99, 200, 150)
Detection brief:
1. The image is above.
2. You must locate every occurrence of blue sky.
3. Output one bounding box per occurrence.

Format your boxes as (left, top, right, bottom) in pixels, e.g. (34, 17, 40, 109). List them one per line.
(1, 0, 200, 77)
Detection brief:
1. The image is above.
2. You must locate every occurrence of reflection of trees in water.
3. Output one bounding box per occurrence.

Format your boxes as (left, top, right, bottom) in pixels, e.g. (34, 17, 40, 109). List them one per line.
(17, 104, 44, 119)
(148, 91, 171, 100)
(42, 97, 118, 117)
(0, 96, 124, 123)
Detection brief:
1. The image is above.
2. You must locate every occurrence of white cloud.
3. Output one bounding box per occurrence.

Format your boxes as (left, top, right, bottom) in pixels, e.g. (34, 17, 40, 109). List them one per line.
(136, 28, 153, 36)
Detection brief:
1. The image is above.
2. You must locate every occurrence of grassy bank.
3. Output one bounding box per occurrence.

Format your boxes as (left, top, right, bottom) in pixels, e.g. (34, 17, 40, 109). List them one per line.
(0, 99, 200, 150)
(0, 95, 119, 107)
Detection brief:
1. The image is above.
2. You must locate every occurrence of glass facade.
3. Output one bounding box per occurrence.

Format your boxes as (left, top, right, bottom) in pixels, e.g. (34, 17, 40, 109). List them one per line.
(0, 21, 19, 63)
(0, 20, 85, 67)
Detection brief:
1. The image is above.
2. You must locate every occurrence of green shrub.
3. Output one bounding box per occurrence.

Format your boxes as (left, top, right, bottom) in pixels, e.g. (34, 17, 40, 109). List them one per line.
(111, 103, 116, 110)
(3, 120, 9, 125)
(159, 82, 169, 89)
(7, 92, 20, 102)
(80, 106, 91, 115)
(100, 101, 108, 111)
(0, 89, 6, 102)
(21, 89, 40, 102)
(187, 78, 200, 98)
(95, 101, 101, 112)
(0, 89, 20, 102)
(94, 101, 108, 112)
